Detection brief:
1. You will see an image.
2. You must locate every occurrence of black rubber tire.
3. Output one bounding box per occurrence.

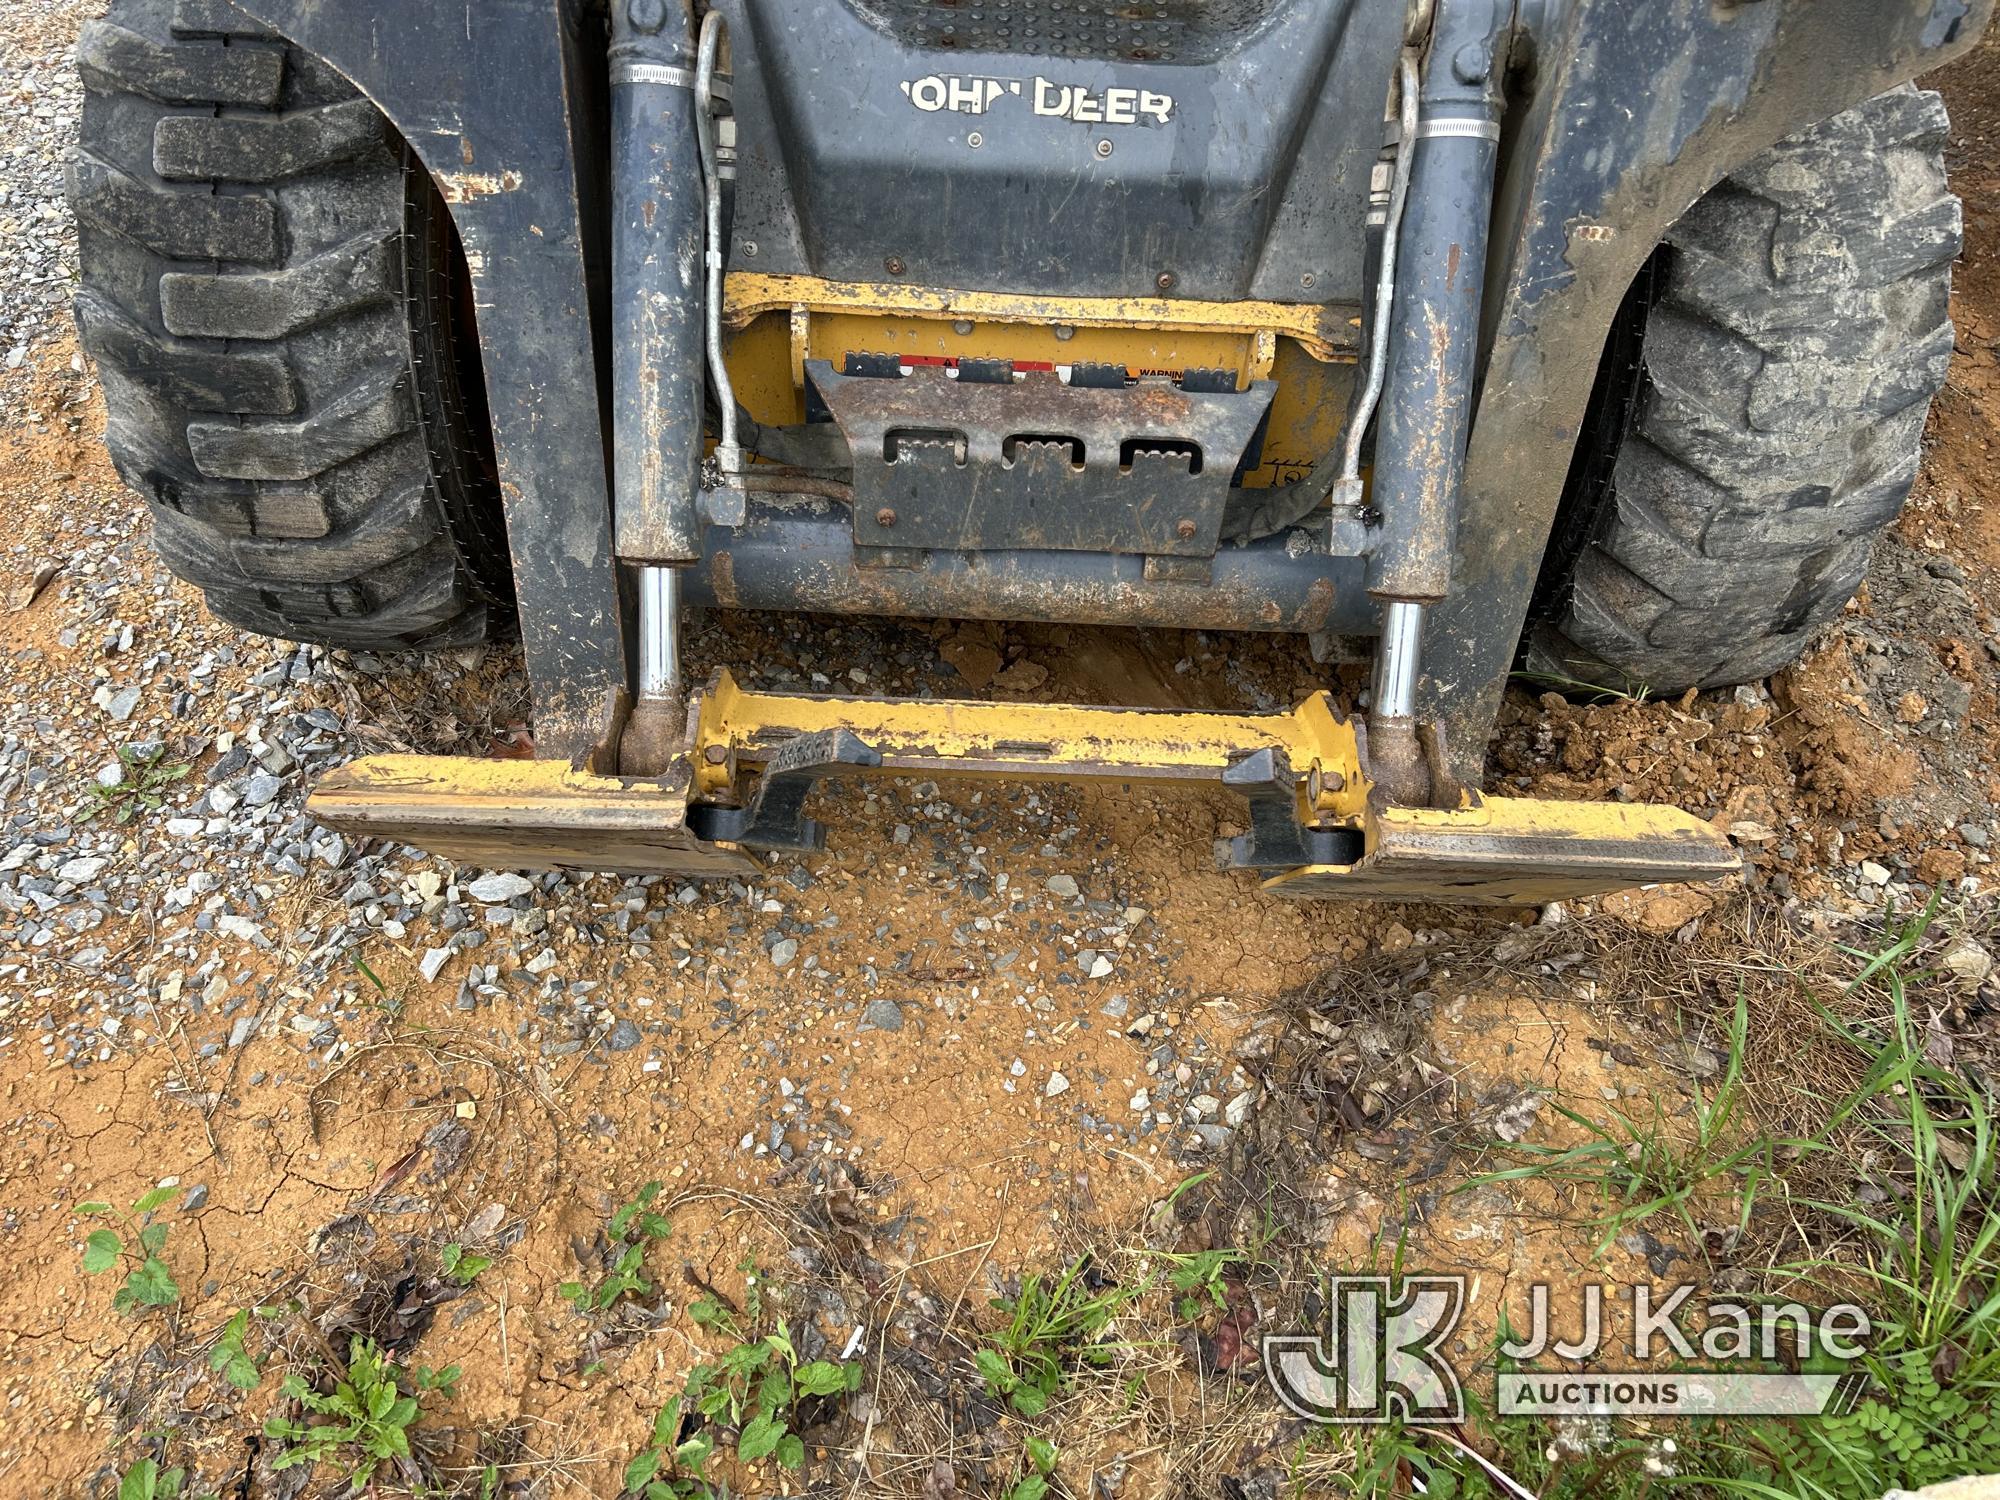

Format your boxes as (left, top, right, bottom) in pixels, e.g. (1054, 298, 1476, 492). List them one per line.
(69, 0, 513, 652)
(1525, 88, 1961, 695)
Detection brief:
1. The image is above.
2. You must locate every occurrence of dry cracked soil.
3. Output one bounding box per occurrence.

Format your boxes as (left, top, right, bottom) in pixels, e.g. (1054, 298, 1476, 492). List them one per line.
(2, 5, 1999, 1499)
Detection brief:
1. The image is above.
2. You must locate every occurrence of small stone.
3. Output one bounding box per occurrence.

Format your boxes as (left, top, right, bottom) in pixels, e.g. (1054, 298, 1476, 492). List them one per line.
(1859, 860, 1893, 886)
(1942, 940, 1993, 988)
(1045, 1071, 1070, 1099)
(1491, 1094, 1543, 1143)
(1190, 1093, 1221, 1118)
(1045, 874, 1079, 899)
(1895, 690, 1928, 725)
(605, 1018, 643, 1051)
(94, 760, 125, 789)
(1099, 995, 1129, 1019)
(59, 857, 108, 883)
(859, 999, 905, 1032)
(1129, 1090, 1150, 1111)
(165, 817, 202, 838)
(240, 773, 282, 808)
(228, 1015, 259, 1048)
(1224, 1090, 1255, 1127)
(418, 948, 453, 983)
(467, 872, 534, 903)
(104, 686, 141, 723)
(770, 937, 799, 968)
(180, 1184, 209, 1213)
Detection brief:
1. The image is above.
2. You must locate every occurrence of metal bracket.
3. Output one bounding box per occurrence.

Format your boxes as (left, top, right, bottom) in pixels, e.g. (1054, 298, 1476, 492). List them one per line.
(1221, 747, 1363, 870)
(686, 727, 882, 851)
(807, 359, 1278, 558)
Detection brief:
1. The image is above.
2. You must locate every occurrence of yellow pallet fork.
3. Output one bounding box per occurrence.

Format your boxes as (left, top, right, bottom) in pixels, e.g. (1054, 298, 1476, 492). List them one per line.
(309, 672, 1736, 906)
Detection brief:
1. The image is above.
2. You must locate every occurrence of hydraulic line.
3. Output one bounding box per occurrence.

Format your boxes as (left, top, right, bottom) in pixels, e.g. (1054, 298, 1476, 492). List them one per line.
(1327, 48, 1420, 519)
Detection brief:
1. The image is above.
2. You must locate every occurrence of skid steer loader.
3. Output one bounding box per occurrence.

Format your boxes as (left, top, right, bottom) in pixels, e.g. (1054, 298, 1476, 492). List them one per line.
(68, 0, 1986, 903)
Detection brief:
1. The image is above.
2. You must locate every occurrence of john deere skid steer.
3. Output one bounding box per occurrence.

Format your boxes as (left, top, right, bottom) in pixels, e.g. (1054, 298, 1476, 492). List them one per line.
(68, 0, 1987, 902)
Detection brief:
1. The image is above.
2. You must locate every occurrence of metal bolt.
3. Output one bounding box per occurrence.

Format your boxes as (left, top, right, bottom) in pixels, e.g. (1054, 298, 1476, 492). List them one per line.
(1300, 271, 1317, 290)
(884, 256, 906, 277)
(703, 744, 731, 765)
(741, 239, 759, 258)
(1094, 138, 1114, 158)
(953, 319, 974, 335)
(1052, 323, 1075, 342)
(1452, 40, 1493, 84)
(1175, 518, 1197, 540)
(1155, 270, 1177, 292)
(876, 507, 898, 528)
(626, 0, 669, 33)
(967, 130, 984, 149)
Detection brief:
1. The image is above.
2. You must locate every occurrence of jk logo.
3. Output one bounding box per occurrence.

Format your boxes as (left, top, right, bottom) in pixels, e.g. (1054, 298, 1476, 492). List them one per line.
(1262, 1276, 1466, 1424)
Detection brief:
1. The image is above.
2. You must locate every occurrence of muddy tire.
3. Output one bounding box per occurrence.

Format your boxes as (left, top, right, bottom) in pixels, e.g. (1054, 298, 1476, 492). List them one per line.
(68, 0, 512, 652)
(1526, 88, 1961, 694)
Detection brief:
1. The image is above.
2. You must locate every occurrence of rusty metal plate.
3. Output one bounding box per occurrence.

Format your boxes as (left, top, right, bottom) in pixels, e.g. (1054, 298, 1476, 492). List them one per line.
(1260, 796, 1739, 906)
(308, 757, 761, 879)
(809, 359, 1275, 557)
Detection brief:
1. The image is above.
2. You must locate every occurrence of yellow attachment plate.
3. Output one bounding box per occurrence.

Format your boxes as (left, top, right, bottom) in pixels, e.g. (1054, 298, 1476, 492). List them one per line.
(306, 756, 760, 879)
(1262, 795, 1739, 905)
(308, 676, 1737, 903)
(720, 273, 1354, 362)
(693, 670, 1367, 821)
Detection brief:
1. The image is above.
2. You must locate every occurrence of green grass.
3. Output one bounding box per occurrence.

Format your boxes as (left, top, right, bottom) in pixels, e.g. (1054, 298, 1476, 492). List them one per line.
(1381, 899, 2000, 1499)
(1465, 988, 1785, 1255)
(1508, 668, 1653, 705)
(974, 1256, 1140, 1418)
(1745, 899, 2000, 1495)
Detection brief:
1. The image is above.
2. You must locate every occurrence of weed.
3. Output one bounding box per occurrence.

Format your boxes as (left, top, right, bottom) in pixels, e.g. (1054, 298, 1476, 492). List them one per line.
(561, 1180, 670, 1313)
(82, 744, 192, 825)
(623, 1261, 863, 1495)
(440, 1241, 494, 1286)
(266, 1337, 455, 1489)
(1152, 1248, 1240, 1321)
(207, 1308, 264, 1391)
(1003, 1434, 1060, 1500)
(1466, 988, 1783, 1254)
(77, 1186, 182, 1312)
(975, 1256, 1138, 1417)
(114, 1459, 186, 1500)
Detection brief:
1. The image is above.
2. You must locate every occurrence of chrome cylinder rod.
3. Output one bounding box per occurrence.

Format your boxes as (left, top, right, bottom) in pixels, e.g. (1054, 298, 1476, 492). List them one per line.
(1372, 597, 1425, 721)
(637, 565, 683, 704)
